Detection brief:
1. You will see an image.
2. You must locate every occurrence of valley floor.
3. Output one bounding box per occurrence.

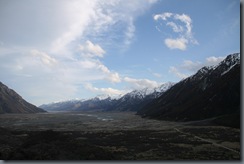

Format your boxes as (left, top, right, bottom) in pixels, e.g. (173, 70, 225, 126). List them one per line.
(0, 112, 240, 160)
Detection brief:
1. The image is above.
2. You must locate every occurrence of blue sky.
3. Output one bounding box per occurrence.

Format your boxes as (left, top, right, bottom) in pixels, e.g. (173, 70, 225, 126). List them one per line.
(0, 0, 240, 105)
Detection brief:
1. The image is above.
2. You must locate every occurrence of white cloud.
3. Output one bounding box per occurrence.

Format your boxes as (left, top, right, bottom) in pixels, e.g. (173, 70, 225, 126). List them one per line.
(79, 59, 98, 69)
(153, 12, 198, 50)
(106, 72, 121, 83)
(154, 12, 173, 21)
(0, 0, 158, 105)
(96, 61, 121, 83)
(123, 77, 160, 89)
(169, 66, 188, 79)
(97, 64, 110, 74)
(50, 0, 97, 55)
(181, 56, 226, 72)
(174, 13, 192, 33)
(84, 83, 125, 95)
(164, 38, 188, 50)
(124, 17, 135, 45)
(30, 49, 57, 66)
(79, 58, 121, 83)
(181, 60, 202, 72)
(79, 40, 105, 58)
(206, 56, 225, 65)
(166, 22, 184, 33)
(152, 73, 162, 78)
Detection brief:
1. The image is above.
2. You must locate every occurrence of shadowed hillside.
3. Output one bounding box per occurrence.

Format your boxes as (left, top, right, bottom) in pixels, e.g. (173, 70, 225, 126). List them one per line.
(0, 82, 46, 114)
(137, 53, 240, 128)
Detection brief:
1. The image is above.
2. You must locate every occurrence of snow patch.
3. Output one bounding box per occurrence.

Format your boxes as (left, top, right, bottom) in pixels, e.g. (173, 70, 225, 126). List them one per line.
(221, 63, 238, 76)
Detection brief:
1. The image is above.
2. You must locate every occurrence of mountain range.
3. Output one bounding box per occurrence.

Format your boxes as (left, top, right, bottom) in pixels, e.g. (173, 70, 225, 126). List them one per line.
(137, 53, 240, 128)
(1, 53, 240, 128)
(39, 82, 175, 112)
(0, 82, 46, 114)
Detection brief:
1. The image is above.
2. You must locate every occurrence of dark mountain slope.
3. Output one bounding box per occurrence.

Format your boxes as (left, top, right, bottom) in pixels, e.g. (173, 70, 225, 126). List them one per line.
(0, 82, 46, 114)
(137, 53, 240, 127)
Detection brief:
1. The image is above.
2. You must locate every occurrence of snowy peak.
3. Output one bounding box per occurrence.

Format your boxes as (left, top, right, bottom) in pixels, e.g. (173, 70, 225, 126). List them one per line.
(198, 66, 212, 75)
(215, 53, 240, 76)
(190, 53, 240, 81)
(127, 90, 146, 99)
(220, 53, 240, 66)
(40, 82, 174, 112)
(124, 82, 175, 100)
(191, 66, 213, 81)
(213, 53, 240, 73)
(155, 82, 175, 92)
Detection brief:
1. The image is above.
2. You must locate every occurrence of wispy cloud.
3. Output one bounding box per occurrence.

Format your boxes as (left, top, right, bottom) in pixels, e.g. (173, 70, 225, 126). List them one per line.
(0, 0, 157, 105)
(154, 12, 198, 50)
(152, 73, 162, 78)
(123, 77, 161, 89)
(79, 40, 105, 58)
(84, 83, 126, 95)
(30, 49, 57, 66)
(169, 66, 188, 79)
(154, 12, 173, 21)
(206, 56, 226, 65)
(166, 22, 184, 33)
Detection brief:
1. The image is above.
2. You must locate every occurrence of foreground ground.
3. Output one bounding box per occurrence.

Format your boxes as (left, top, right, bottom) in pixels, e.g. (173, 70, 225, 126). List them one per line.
(0, 112, 240, 160)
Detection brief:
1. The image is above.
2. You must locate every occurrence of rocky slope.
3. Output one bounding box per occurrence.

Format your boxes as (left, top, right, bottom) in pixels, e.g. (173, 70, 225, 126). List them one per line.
(0, 82, 46, 114)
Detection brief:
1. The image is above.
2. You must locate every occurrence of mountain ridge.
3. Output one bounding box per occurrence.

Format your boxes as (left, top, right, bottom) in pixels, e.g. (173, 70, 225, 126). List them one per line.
(0, 82, 46, 114)
(39, 82, 174, 112)
(137, 53, 240, 128)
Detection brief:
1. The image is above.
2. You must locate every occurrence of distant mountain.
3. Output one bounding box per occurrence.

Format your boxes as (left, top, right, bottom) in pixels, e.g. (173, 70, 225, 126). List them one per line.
(39, 99, 83, 111)
(40, 82, 174, 112)
(137, 53, 240, 128)
(109, 82, 174, 112)
(0, 82, 46, 114)
(39, 96, 116, 112)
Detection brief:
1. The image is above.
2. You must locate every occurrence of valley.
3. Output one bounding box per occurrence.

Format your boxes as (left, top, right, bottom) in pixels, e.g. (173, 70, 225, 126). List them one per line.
(0, 53, 241, 160)
(0, 0, 240, 161)
(0, 112, 240, 160)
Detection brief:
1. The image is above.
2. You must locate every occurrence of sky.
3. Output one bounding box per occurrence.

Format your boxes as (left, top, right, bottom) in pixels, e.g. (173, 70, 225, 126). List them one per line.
(0, 0, 240, 106)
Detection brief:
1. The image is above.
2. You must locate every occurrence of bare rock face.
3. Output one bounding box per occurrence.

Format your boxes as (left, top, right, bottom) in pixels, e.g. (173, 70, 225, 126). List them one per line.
(0, 82, 46, 114)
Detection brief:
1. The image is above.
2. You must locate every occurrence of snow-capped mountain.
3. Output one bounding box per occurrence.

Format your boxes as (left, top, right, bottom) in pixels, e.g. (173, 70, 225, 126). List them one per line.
(150, 82, 175, 98)
(121, 82, 175, 100)
(108, 82, 175, 112)
(138, 53, 240, 128)
(40, 82, 174, 112)
(39, 52, 240, 116)
(39, 99, 84, 111)
(190, 53, 240, 81)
